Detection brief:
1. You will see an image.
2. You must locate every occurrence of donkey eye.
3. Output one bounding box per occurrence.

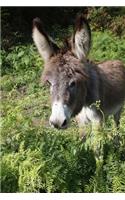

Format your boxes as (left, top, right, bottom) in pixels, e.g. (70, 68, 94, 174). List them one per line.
(46, 80, 51, 86)
(69, 81, 76, 88)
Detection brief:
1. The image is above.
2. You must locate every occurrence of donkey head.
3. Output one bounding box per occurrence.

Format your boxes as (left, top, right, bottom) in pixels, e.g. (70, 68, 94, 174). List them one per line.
(32, 15, 91, 129)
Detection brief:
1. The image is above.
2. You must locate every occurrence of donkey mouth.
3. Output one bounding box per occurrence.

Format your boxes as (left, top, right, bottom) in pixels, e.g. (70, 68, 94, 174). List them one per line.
(49, 119, 68, 129)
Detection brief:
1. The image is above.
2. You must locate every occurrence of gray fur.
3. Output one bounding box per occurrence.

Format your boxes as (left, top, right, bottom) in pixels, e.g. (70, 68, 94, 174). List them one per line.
(32, 15, 125, 129)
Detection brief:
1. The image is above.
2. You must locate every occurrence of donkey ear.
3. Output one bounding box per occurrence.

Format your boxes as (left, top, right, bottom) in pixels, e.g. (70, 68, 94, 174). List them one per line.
(71, 14, 91, 60)
(32, 18, 59, 62)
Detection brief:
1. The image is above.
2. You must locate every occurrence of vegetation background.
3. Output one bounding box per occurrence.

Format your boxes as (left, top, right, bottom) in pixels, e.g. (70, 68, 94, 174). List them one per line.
(1, 7, 125, 192)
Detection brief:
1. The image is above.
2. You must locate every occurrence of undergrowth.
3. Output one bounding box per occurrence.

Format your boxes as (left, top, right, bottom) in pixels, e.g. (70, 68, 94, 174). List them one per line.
(1, 31, 125, 192)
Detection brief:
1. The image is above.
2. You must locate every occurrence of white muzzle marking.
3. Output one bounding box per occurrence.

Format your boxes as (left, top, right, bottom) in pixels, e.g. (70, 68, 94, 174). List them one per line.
(49, 101, 71, 128)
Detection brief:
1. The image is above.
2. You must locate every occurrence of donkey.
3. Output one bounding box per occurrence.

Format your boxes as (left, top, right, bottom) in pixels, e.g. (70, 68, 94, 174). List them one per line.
(32, 15, 125, 130)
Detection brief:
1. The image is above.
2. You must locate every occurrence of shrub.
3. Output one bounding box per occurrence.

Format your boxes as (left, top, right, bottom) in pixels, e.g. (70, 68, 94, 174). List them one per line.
(90, 31, 125, 62)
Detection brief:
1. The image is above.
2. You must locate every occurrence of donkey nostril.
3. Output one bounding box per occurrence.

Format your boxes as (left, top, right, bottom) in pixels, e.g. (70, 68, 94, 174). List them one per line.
(50, 120, 59, 129)
(61, 119, 67, 128)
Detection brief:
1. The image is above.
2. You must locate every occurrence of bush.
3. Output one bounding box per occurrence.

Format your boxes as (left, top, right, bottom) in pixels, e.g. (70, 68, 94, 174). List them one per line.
(90, 31, 125, 62)
(1, 133, 96, 192)
(88, 7, 125, 36)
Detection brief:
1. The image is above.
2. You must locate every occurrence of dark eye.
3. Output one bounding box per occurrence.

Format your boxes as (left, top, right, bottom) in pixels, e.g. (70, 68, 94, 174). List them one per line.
(46, 80, 51, 86)
(69, 81, 76, 89)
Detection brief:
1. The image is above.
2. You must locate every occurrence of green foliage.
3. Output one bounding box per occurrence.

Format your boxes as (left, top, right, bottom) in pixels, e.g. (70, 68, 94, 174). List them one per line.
(1, 31, 125, 192)
(2, 7, 125, 49)
(90, 31, 125, 62)
(1, 45, 42, 75)
(88, 7, 125, 36)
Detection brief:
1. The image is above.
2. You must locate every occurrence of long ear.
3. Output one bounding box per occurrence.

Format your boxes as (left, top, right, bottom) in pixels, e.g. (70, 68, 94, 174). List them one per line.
(71, 14, 91, 60)
(32, 18, 59, 62)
